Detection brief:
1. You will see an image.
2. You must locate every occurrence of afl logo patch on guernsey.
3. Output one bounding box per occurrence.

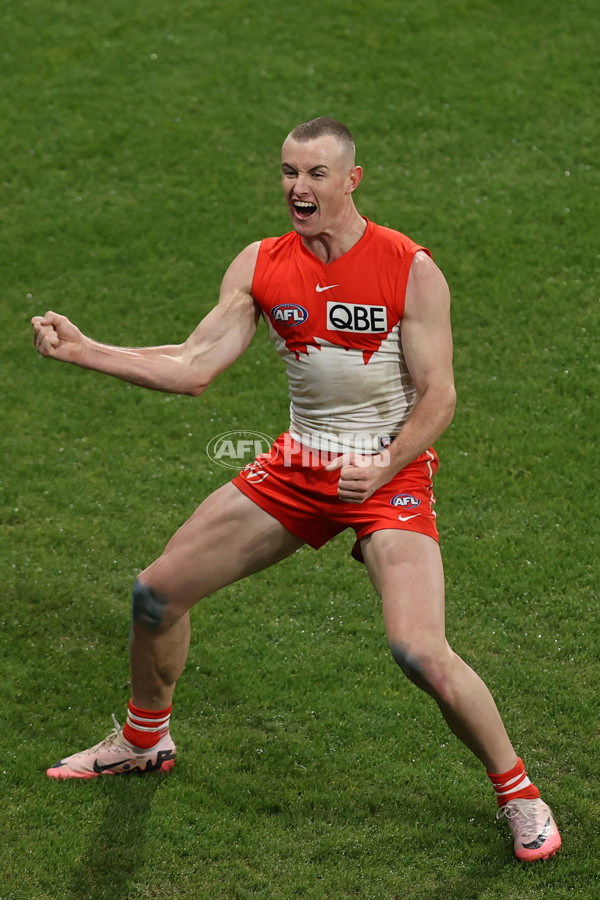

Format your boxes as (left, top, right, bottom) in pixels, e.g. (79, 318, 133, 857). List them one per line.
(271, 303, 309, 326)
(390, 494, 421, 509)
(327, 301, 387, 333)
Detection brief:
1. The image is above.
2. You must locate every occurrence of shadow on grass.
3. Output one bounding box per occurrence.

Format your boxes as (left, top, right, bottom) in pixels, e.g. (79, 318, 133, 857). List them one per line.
(67, 775, 165, 900)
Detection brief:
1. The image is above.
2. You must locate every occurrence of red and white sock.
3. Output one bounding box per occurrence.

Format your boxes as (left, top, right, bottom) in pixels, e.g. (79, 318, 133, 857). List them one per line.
(122, 701, 172, 749)
(487, 757, 540, 807)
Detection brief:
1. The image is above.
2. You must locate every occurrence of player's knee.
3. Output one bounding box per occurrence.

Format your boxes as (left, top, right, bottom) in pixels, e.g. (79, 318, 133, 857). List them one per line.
(389, 640, 448, 700)
(390, 640, 424, 682)
(132, 578, 169, 629)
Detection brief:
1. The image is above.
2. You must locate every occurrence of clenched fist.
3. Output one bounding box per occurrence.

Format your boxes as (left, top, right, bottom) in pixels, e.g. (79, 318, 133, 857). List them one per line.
(31, 311, 85, 364)
(325, 452, 392, 503)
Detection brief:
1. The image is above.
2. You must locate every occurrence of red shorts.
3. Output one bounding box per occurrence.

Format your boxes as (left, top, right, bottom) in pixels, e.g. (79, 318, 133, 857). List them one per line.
(232, 432, 439, 562)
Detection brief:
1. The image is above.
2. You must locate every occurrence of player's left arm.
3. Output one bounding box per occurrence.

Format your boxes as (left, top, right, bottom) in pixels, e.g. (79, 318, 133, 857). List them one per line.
(328, 251, 456, 503)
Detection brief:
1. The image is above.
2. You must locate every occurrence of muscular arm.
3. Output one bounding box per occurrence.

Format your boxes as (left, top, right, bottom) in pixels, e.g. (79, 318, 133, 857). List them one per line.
(385, 250, 456, 471)
(31, 242, 261, 396)
(329, 250, 456, 501)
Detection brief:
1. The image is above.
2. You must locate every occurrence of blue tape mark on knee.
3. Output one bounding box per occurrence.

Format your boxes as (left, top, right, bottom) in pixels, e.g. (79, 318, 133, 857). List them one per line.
(389, 641, 423, 681)
(132, 578, 168, 628)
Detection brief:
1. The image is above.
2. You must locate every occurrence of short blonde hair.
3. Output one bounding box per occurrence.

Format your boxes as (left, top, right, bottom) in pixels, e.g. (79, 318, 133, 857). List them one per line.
(288, 117, 355, 160)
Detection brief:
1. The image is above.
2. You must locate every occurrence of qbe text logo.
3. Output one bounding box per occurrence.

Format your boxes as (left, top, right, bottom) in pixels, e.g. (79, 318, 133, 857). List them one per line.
(327, 301, 387, 333)
(206, 431, 276, 469)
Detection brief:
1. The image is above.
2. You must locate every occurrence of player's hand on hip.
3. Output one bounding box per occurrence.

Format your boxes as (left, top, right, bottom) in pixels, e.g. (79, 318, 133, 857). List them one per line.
(325, 453, 389, 504)
(31, 310, 85, 364)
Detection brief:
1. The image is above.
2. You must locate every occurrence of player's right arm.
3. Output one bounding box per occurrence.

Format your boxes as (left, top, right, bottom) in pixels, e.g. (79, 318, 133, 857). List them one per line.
(31, 243, 261, 396)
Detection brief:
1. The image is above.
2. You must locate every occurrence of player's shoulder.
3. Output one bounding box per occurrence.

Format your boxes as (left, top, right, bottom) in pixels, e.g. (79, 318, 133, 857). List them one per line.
(405, 249, 450, 314)
(236, 240, 262, 264)
(221, 241, 263, 296)
(366, 219, 429, 259)
(409, 248, 439, 275)
(257, 230, 299, 258)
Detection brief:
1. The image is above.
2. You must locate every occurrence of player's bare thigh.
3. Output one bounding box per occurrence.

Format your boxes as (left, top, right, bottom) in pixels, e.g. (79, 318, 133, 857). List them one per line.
(138, 481, 304, 620)
(361, 528, 456, 697)
(360, 529, 447, 643)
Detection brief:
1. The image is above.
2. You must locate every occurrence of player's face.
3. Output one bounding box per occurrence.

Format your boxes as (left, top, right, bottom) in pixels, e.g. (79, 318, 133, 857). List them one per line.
(281, 136, 361, 237)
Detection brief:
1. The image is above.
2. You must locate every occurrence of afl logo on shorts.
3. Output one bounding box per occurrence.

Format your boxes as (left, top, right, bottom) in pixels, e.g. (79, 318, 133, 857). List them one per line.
(390, 494, 421, 509)
(271, 303, 309, 326)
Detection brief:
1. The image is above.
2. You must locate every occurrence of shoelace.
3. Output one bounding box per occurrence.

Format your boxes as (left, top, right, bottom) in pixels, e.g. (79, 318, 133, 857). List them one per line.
(496, 800, 541, 840)
(90, 714, 123, 752)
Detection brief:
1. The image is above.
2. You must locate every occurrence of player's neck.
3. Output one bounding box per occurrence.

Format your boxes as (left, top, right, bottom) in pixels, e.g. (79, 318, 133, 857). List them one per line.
(301, 210, 367, 264)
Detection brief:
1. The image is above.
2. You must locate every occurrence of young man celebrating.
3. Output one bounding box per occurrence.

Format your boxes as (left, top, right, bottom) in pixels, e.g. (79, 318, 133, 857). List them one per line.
(32, 117, 560, 862)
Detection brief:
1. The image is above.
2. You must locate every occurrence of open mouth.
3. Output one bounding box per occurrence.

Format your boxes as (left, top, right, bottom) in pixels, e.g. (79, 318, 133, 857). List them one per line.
(292, 200, 317, 220)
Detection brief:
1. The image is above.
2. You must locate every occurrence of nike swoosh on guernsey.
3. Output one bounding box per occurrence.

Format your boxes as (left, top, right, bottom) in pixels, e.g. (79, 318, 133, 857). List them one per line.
(315, 283, 339, 292)
(398, 514, 420, 522)
(93, 758, 134, 773)
(523, 817, 551, 850)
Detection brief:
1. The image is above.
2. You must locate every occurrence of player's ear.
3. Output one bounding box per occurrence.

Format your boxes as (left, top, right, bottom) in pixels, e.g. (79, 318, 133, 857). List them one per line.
(346, 165, 363, 194)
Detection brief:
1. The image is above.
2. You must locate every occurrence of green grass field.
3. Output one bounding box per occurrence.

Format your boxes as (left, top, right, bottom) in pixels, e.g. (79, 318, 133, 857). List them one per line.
(1, 0, 598, 897)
